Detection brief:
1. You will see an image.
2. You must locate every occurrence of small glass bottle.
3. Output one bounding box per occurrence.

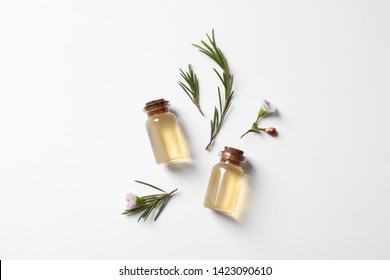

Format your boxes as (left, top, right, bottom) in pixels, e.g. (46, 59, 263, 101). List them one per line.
(144, 98, 188, 164)
(204, 146, 246, 215)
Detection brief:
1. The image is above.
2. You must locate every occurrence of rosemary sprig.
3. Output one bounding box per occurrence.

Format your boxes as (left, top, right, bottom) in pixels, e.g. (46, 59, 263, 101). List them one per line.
(179, 64, 204, 116)
(122, 180, 178, 222)
(193, 30, 234, 151)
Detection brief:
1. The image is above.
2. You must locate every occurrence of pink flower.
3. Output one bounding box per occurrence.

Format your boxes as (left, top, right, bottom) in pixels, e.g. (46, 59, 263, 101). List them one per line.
(125, 193, 138, 210)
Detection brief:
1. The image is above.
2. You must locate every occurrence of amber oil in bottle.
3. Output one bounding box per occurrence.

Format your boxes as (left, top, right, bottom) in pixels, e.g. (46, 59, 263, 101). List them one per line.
(204, 146, 246, 215)
(144, 99, 188, 164)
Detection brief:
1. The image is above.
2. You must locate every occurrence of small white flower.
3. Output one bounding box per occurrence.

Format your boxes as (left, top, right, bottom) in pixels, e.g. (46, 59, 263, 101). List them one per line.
(261, 98, 276, 113)
(125, 193, 138, 210)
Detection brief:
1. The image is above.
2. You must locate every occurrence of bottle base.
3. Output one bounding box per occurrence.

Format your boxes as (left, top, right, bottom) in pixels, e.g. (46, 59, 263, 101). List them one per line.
(204, 203, 235, 216)
(157, 155, 188, 165)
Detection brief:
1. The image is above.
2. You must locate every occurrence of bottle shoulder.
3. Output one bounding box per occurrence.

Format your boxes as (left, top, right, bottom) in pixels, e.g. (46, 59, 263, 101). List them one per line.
(146, 112, 177, 125)
(212, 162, 244, 174)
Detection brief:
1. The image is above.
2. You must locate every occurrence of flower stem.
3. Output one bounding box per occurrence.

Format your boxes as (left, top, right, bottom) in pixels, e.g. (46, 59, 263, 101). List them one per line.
(256, 109, 267, 123)
(240, 129, 254, 138)
(240, 127, 265, 138)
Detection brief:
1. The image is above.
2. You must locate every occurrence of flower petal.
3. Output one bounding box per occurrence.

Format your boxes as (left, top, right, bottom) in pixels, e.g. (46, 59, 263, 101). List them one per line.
(125, 193, 138, 210)
(261, 98, 276, 113)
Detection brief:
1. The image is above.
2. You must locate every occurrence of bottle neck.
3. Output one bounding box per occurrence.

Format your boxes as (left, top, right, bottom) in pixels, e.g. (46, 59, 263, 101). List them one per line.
(220, 157, 242, 167)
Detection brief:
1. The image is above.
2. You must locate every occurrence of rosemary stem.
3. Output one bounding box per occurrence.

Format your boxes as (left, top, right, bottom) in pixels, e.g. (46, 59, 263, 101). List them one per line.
(205, 117, 222, 150)
(150, 188, 178, 207)
(196, 103, 205, 116)
(205, 77, 232, 150)
(205, 137, 215, 150)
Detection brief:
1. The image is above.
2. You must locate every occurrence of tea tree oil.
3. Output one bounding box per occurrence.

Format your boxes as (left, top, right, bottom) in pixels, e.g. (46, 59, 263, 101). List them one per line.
(204, 146, 245, 215)
(144, 99, 188, 164)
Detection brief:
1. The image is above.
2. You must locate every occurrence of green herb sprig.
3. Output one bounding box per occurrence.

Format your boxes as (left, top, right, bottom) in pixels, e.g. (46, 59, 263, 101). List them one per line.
(193, 30, 234, 151)
(179, 64, 204, 116)
(122, 180, 178, 222)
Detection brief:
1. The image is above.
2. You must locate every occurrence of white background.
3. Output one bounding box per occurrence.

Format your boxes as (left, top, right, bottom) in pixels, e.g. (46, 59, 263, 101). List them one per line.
(1, 0, 390, 259)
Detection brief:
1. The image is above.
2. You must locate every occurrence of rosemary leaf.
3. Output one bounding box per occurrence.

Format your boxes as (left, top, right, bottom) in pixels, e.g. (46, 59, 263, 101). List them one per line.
(134, 180, 166, 193)
(154, 196, 171, 221)
(142, 204, 155, 222)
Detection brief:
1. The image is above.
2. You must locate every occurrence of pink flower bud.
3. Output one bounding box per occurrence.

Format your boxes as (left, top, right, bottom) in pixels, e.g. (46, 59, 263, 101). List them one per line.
(265, 127, 277, 136)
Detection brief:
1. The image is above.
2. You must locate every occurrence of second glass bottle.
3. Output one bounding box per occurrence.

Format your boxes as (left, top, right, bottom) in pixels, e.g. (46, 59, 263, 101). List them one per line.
(204, 146, 246, 215)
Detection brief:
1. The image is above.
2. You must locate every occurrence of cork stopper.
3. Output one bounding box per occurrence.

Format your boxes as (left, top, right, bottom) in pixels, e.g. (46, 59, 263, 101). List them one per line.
(219, 146, 245, 166)
(144, 99, 170, 117)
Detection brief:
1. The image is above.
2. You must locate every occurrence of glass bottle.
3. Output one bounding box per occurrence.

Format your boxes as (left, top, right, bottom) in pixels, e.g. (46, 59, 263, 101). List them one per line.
(144, 98, 188, 164)
(204, 146, 246, 215)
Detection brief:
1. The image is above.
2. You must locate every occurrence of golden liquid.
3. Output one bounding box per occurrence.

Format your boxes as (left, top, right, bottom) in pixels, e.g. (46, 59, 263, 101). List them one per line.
(146, 112, 188, 164)
(204, 162, 244, 215)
